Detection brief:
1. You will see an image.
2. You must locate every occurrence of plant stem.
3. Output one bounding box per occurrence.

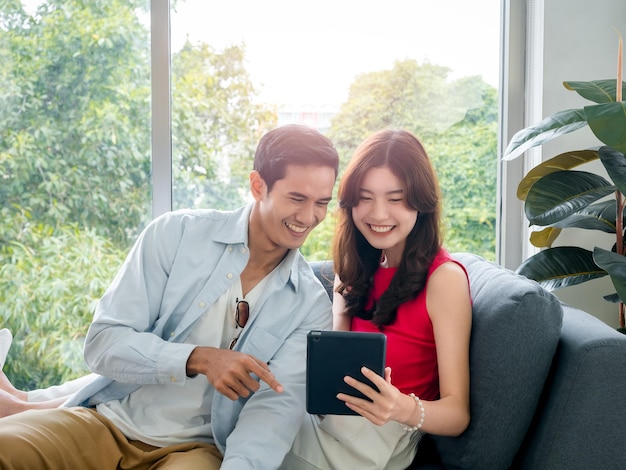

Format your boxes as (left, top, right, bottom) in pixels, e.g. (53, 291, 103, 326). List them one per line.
(617, 192, 624, 257)
(617, 33, 623, 101)
(616, 191, 625, 328)
(617, 32, 624, 328)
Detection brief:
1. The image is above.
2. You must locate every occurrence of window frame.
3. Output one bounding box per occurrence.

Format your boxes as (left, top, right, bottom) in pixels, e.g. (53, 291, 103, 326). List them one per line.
(149, 0, 522, 266)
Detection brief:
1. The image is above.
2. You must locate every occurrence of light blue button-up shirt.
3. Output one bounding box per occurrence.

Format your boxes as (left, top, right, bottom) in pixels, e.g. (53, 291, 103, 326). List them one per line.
(64, 203, 332, 469)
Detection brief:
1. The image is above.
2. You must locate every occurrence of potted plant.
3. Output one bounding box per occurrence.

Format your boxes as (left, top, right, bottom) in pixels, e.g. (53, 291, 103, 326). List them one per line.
(503, 35, 626, 332)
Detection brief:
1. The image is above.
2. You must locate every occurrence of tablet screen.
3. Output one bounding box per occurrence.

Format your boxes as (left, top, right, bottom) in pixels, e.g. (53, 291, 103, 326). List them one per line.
(306, 330, 386, 415)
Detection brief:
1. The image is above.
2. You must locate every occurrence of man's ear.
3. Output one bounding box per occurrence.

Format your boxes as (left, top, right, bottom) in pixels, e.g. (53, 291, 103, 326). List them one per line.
(249, 170, 266, 201)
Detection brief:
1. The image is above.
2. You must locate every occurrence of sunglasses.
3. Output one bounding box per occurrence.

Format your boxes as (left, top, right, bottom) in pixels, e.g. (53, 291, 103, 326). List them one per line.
(228, 298, 249, 350)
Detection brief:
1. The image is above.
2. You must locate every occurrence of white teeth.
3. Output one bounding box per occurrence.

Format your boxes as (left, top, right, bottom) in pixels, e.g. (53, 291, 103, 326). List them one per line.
(285, 222, 307, 233)
(370, 225, 393, 233)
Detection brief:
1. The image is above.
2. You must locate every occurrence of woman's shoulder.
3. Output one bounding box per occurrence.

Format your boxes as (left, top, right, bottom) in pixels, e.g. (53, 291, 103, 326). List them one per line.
(428, 249, 469, 285)
(426, 250, 472, 318)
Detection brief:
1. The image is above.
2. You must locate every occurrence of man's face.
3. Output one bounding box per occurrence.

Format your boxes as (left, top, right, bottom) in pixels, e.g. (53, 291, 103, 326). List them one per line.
(253, 164, 336, 251)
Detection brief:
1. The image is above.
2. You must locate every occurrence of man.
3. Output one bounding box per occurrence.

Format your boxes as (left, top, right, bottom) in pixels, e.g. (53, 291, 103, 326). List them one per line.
(0, 124, 339, 469)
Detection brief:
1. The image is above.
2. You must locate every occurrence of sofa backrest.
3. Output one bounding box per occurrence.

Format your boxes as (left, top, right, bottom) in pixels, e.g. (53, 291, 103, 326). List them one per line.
(309, 253, 564, 469)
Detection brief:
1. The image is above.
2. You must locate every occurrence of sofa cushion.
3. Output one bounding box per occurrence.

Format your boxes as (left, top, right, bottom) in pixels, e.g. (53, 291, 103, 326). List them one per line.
(428, 253, 563, 469)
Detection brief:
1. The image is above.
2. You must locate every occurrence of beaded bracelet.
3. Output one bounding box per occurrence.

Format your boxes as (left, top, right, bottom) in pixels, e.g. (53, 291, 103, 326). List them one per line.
(399, 393, 425, 432)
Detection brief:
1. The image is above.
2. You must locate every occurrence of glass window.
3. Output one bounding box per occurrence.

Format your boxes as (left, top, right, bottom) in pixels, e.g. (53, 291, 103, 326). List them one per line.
(170, 0, 501, 261)
(0, 0, 501, 389)
(0, 0, 151, 388)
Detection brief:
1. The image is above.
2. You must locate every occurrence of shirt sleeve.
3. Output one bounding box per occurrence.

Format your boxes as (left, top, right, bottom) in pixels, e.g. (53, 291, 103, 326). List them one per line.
(83, 213, 196, 385)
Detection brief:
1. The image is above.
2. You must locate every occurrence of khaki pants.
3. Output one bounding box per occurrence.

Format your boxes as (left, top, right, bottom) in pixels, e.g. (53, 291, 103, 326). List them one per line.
(0, 407, 223, 470)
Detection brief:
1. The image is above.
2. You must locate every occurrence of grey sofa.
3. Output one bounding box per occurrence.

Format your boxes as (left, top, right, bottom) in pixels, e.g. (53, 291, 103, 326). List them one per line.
(309, 252, 626, 469)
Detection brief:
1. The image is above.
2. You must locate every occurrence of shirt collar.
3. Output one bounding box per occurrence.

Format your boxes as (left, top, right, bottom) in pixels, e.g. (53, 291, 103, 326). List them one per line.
(214, 203, 304, 292)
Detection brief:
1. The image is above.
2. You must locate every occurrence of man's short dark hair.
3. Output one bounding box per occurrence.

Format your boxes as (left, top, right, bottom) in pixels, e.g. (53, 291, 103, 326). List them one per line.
(253, 124, 339, 191)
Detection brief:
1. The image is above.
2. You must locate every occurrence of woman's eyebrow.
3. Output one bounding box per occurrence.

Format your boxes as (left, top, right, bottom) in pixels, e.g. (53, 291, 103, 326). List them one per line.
(358, 188, 404, 195)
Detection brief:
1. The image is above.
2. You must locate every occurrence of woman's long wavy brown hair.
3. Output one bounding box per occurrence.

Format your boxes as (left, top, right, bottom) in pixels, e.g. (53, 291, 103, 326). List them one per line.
(332, 129, 443, 327)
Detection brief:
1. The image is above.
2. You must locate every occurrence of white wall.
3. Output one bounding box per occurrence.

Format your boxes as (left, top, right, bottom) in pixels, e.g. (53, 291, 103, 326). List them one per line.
(528, 0, 626, 327)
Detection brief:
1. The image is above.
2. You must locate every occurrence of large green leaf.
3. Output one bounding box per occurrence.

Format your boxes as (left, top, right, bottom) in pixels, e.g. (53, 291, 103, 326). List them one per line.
(528, 200, 622, 246)
(585, 102, 626, 154)
(598, 146, 626, 195)
(563, 80, 626, 104)
(516, 246, 607, 290)
(529, 227, 562, 248)
(524, 170, 615, 225)
(603, 293, 622, 303)
(547, 200, 620, 232)
(593, 247, 626, 304)
(517, 149, 599, 200)
(503, 109, 588, 161)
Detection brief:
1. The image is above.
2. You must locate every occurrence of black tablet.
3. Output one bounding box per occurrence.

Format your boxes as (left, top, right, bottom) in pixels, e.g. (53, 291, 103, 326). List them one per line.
(306, 330, 387, 415)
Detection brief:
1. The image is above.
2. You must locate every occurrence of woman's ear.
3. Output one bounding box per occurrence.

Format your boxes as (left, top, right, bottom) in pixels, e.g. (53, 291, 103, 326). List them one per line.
(249, 170, 266, 201)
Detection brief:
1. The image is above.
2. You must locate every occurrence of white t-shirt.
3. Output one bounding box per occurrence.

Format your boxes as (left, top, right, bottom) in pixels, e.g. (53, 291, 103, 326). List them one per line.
(96, 275, 270, 447)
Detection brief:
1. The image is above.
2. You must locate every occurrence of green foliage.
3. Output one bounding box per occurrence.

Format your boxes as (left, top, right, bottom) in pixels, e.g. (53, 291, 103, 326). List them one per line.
(429, 87, 498, 260)
(327, 60, 498, 260)
(0, 0, 276, 388)
(0, 224, 125, 390)
(504, 79, 626, 327)
(171, 41, 276, 210)
(0, 0, 153, 247)
(301, 212, 338, 262)
(328, 60, 488, 166)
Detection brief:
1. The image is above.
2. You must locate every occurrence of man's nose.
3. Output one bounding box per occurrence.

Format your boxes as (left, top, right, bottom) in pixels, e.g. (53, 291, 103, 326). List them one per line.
(296, 203, 317, 225)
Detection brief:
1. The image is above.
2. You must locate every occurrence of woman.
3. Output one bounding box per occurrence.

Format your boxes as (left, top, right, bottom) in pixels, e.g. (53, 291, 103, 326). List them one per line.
(281, 129, 472, 469)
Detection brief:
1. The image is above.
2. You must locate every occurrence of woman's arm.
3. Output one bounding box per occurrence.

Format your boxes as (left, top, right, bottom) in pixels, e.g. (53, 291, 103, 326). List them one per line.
(332, 274, 351, 331)
(418, 260, 472, 436)
(337, 260, 472, 437)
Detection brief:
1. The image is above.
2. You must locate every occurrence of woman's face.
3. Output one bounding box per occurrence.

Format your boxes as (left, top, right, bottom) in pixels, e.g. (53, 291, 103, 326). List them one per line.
(351, 166, 419, 267)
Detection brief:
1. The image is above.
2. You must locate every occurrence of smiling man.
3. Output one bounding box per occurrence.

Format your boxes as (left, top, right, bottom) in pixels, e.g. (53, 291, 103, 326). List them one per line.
(0, 125, 339, 470)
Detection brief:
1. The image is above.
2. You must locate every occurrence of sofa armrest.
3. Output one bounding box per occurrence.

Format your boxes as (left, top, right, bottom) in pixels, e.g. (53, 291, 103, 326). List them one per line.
(518, 304, 626, 469)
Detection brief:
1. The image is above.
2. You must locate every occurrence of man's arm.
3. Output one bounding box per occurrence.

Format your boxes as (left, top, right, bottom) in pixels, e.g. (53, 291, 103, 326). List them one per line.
(83, 213, 195, 385)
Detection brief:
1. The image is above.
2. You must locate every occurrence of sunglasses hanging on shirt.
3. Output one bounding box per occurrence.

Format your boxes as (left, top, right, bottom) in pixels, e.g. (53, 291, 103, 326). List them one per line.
(229, 298, 249, 350)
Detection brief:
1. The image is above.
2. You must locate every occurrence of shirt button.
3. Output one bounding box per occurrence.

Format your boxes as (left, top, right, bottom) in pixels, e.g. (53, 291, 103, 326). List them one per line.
(228, 246, 233, 252)
(227, 273, 233, 279)
(170, 376, 176, 383)
(198, 301, 206, 308)
(241, 247, 247, 254)
(170, 332, 175, 337)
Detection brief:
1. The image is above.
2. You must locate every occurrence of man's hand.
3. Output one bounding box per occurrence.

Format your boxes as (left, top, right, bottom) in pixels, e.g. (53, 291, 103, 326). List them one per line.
(186, 346, 283, 400)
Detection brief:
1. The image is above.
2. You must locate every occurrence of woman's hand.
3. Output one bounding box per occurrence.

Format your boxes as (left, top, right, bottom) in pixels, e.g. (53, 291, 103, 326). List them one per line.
(336, 366, 413, 425)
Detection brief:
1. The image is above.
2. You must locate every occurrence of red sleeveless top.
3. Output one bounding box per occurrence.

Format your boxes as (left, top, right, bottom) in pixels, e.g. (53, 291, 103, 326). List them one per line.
(351, 249, 468, 400)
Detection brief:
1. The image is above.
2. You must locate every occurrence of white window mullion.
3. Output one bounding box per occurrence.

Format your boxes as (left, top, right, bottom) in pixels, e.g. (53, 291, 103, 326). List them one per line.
(150, 0, 172, 218)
